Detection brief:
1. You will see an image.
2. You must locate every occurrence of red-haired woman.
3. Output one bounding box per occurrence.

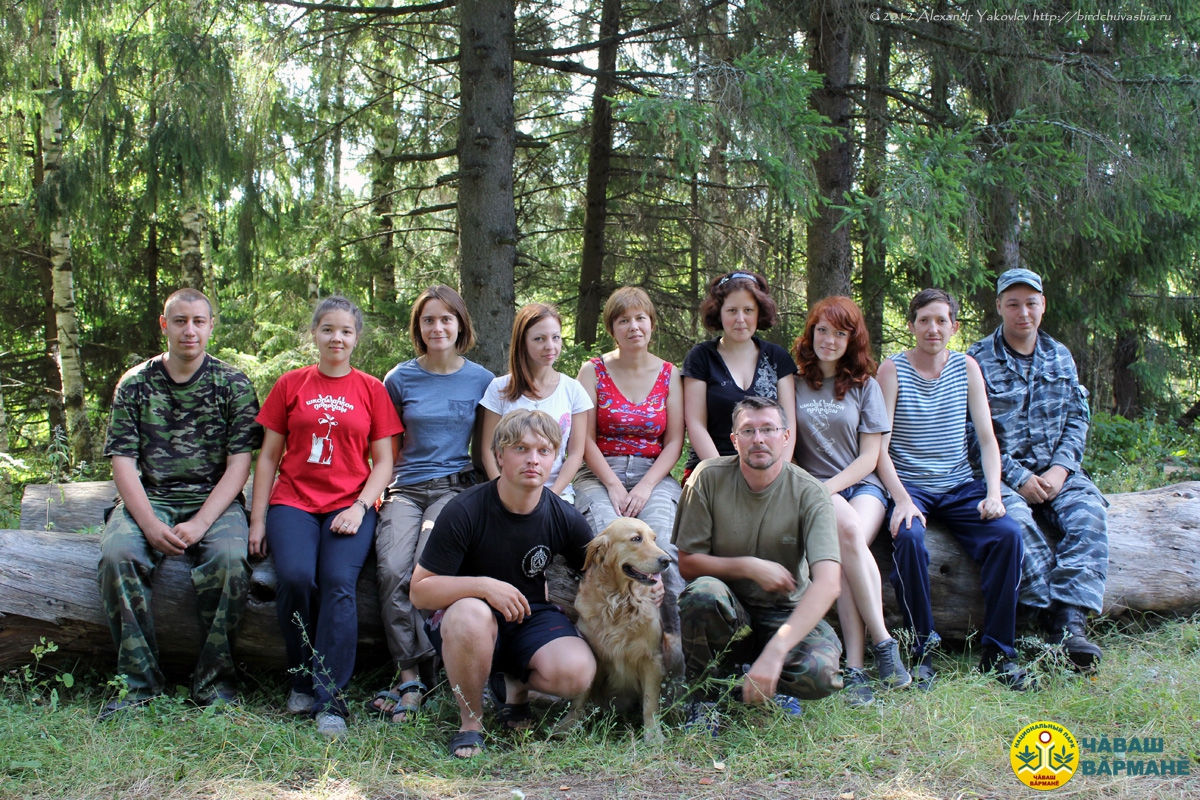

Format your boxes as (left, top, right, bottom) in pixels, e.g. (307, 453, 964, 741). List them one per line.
(792, 296, 911, 707)
(479, 304, 592, 499)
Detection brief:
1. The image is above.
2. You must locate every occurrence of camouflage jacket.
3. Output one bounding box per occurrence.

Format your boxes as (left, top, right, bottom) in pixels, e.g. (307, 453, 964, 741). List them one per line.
(968, 326, 1091, 491)
(104, 354, 262, 504)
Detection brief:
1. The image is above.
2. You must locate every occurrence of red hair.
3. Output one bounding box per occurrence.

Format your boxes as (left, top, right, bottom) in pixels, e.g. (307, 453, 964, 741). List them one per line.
(791, 296, 876, 400)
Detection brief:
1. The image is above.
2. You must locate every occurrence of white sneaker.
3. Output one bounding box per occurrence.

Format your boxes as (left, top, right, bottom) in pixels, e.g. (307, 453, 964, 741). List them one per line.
(315, 711, 348, 740)
(287, 690, 315, 715)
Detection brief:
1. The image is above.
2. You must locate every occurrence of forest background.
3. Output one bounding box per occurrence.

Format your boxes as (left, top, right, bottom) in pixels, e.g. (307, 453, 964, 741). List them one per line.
(1, 0, 1199, 473)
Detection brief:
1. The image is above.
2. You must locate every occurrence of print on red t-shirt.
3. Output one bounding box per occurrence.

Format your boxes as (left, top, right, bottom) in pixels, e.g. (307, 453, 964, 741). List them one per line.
(257, 366, 404, 514)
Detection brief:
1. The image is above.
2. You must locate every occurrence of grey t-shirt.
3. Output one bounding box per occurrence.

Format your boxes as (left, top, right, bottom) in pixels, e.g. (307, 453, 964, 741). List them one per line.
(384, 358, 495, 487)
(793, 375, 889, 491)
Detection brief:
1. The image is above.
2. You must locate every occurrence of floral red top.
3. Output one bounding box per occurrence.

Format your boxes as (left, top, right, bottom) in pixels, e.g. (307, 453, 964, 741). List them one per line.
(593, 356, 673, 458)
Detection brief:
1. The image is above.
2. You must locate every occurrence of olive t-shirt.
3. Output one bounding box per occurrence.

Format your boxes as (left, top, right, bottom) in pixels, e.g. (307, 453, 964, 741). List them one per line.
(672, 455, 839, 610)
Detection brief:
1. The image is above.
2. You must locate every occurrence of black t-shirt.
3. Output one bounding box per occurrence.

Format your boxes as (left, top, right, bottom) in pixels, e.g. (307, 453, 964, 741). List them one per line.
(681, 336, 797, 470)
(418, 481, 593, 606)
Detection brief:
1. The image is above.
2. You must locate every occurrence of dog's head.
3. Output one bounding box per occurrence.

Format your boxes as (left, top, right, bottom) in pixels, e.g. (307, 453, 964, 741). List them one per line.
(584, 518, 673, 586)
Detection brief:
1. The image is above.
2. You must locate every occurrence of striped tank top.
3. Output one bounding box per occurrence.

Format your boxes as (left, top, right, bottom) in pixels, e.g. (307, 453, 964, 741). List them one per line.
(889, 350, 974, 493)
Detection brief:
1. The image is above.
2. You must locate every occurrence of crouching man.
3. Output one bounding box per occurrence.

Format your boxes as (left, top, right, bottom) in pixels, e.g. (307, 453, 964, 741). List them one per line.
(97, 288, 262, 718)
(411, 409, 596, 758)
(673, 396, 842, 726)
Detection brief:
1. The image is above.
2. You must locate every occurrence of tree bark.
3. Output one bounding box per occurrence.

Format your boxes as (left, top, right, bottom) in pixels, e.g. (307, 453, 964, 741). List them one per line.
(180, 206, 206, 291)
(8, 481, 1200, 671)
(457, 0, 517, 375)
(575, 0, 621, 350)
(1112, 325, 1142, 418)
(41, 9, 94, 465)
(860, 22, 890, 358)
(807, 0, 855, 306)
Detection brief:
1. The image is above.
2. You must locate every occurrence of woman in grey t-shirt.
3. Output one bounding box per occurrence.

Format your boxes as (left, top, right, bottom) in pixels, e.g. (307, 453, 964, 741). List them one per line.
(368, 285, 494, 724)
(792, 296, 911, 707)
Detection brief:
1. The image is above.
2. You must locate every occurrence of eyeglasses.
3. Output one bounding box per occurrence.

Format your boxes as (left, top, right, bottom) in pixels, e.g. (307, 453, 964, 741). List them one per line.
(735, 426, 784, 439)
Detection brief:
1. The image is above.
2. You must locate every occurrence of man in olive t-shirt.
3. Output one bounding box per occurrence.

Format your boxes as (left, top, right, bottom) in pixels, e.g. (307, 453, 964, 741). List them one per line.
(97, 288, 262, 718)
(674, 396, 843, 711)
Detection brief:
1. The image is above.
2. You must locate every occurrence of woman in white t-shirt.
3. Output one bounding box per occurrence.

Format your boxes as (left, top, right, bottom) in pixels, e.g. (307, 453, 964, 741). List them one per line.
(480, 303, 592, 499)
(792, 296, 911, 707)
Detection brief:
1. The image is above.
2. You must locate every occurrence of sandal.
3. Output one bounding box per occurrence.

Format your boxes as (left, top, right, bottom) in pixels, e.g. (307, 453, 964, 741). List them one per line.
(366, 680, 426, 723)
(487, 672, 533, 730)
(447, 728, 485, 759)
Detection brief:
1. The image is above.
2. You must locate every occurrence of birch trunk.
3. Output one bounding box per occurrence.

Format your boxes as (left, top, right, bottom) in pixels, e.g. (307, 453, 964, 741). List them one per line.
(41, 8, 93, 464)
(180, 206, 206, 291)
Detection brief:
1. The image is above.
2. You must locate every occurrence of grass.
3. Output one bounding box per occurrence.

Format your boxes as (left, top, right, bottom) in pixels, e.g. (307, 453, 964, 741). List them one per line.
(3, 616, 1199, 799)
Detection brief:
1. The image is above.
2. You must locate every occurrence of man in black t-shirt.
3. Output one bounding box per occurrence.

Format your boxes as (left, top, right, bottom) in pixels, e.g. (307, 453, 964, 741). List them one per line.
(412, 409, 595, 759)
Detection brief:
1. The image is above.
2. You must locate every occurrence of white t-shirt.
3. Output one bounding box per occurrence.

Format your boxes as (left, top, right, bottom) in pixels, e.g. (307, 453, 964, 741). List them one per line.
(481, 372, 593, 488)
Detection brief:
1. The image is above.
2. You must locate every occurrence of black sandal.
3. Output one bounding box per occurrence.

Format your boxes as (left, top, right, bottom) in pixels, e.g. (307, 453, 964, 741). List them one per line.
(366, 680, 426, 723)
(447, 728, 485, 758)
(487, 672, 533, 730)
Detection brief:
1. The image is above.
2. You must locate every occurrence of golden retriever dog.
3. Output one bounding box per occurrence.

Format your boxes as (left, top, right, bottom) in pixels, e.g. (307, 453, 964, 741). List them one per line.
(559, 518, 683, 743)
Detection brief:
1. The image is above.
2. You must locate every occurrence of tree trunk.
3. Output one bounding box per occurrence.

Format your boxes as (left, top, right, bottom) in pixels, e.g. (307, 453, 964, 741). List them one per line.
(369, 35, 398, 312)
(457, 0, 517, 375)
(977, 66, 1020, 333)
(38, 241, 66, 436)
(144, 218, 161, 353)
(807, 0, 854, 306)
(41, 14, 94, 465)
(10, 481, 1200, 670)
(180, 206, 206, 291)
(575, 0, 621, 350)
(860, 23, 890, 358)
(1112, 325, 1142, 418)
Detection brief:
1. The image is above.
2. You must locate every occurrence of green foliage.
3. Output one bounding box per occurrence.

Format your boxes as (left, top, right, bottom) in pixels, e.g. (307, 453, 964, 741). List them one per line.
(1, 639, 75, 713)
(1084, 412, 1200, 493)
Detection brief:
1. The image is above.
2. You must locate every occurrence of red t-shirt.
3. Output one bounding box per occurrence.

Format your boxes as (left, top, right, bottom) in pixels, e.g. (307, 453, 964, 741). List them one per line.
(257, 366, 404, 514)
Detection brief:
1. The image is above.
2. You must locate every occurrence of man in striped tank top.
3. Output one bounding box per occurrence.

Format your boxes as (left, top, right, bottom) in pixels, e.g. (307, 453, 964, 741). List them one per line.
(876, 289, 1033, 691)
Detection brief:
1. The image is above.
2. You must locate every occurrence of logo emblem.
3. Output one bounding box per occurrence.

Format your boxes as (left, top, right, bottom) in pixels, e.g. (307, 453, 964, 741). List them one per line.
(522, 545, 551, 578)
(1011, 720, 1079, 790)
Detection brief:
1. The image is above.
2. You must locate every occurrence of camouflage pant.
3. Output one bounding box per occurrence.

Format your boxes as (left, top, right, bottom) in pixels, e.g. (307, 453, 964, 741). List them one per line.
(1002, 473, 1109, 614)
(679, 576, 843, 701)
(97, 499, 250, 702)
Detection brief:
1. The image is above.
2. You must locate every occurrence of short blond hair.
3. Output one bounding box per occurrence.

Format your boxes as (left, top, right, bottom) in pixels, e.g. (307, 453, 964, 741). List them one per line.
(491, 409, 562, 459)
(602, 286, 657, 337)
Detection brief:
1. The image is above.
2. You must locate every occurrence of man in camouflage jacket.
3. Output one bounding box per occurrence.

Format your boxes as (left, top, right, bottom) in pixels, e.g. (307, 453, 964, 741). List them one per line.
(969, 268, 1108, 669)
(97, 288, 262, 718)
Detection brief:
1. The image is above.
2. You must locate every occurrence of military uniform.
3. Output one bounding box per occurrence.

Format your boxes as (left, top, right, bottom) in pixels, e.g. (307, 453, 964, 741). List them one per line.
(673, 456, 843, 700)
(97, 354, 262, 702)
(969, 326, 1108, 614)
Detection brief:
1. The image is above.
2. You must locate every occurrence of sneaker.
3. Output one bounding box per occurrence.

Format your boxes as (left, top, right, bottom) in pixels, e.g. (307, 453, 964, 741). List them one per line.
(1048, 604, 1102, 671)
(980, 647, 1038, 692)
(683, 701, 719, 735)
(771, 694, 803, 716)
(843, 667, 875, 707)
(872, 638, 913, 689)
(912, 663, 937, 691)
(287, 690, 315, 716)
(315, 711, 348, 739)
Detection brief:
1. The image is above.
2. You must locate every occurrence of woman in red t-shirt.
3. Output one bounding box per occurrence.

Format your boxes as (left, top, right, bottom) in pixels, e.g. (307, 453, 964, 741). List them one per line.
(574, 287, 685, 599)
(249, 295, 403, 739)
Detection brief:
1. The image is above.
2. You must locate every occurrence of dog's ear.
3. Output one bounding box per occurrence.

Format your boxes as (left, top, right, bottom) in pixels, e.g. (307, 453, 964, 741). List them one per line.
(583, 533, 610, 572)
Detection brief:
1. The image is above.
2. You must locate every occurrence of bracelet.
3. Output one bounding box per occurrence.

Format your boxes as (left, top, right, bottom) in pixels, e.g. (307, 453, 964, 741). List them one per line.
(353, 499, 369, 513)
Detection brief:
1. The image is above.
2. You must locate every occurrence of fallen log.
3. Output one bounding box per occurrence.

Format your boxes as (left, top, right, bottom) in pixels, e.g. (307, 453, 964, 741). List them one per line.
(4, 481, 1200, 671)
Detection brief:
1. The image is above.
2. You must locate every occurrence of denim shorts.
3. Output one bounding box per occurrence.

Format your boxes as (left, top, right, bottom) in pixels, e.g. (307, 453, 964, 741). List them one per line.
(836, 482, 888, 508)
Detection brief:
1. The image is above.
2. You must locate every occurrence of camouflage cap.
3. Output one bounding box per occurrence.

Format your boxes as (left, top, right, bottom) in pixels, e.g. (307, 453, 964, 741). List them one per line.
(997, 268, 1043, 294)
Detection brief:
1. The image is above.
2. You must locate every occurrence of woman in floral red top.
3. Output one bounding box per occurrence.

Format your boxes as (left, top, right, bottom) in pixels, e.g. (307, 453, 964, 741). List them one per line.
(574, 286, 685, 598)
